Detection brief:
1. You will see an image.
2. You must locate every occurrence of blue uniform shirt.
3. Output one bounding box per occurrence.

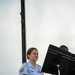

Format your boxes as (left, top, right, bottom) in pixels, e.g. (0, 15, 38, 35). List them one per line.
(19, 61, 44, 75)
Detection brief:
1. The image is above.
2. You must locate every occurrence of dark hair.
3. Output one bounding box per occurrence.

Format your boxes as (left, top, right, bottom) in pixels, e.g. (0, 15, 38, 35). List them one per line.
(59, 45, 68, 52)
(27, 47, 38, 59)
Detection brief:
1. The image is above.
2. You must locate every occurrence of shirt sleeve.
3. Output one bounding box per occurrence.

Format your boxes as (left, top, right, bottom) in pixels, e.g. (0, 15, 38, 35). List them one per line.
(19, 63, 29, 75)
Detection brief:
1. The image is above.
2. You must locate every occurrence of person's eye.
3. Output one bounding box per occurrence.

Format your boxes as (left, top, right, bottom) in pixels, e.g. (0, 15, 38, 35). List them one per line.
(33, 53, 38, 55)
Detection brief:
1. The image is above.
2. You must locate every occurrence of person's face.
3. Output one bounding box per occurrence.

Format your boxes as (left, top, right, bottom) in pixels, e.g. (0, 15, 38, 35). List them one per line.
(28, 50, 38, 62)
(64, 48, 68, 52)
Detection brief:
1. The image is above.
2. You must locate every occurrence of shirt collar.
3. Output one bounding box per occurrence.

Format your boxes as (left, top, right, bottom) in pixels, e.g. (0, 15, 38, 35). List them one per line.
(28, 61, 32, 67)
(27, 61, 38, 68)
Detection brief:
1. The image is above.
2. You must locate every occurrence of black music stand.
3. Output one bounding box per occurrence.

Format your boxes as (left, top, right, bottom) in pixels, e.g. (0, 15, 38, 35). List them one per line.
(66, 54, 75, 75)
(41, 44, 75, 75)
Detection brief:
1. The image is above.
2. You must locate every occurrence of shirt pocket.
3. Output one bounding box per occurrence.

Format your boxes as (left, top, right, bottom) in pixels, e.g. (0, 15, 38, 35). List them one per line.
(28, 68, 35, 75)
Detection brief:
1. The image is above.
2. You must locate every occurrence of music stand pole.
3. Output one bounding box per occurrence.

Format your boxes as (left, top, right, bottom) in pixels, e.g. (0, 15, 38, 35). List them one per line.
(57, 64, 60, 75)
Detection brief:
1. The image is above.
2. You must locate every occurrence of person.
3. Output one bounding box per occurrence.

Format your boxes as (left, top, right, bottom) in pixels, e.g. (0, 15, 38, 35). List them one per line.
(59, 45, 69, 52)
(19, 47, 44, 75)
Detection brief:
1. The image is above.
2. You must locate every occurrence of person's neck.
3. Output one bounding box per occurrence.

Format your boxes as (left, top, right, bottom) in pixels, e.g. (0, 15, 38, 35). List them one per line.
(29, 60, 36, 67)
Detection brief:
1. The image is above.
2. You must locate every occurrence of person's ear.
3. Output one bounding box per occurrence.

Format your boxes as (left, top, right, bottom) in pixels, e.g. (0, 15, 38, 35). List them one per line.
(27, 54, 30, 59)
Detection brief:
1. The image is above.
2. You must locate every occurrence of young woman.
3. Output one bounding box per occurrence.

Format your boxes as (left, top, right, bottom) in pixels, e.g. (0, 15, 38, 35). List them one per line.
(19, 47, 44, 75)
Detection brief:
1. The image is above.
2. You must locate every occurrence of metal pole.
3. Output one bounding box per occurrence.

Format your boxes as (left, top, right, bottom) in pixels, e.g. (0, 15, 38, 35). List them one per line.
(20, 0, 26, 63)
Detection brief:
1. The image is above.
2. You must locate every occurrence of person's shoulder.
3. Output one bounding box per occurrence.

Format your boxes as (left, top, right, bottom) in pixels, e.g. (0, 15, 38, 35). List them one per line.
(22, 62, 27, 65)
(22, 62, 28, 66)
(20, 62, 29, 68)
(19, 62, 29, 74)
(37, 64, 41, 66)
(37, 64, 41, 68)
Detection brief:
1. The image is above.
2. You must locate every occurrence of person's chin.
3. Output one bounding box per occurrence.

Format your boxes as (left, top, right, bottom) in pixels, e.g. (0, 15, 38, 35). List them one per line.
(34, 59, 38, 61)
